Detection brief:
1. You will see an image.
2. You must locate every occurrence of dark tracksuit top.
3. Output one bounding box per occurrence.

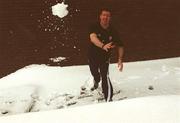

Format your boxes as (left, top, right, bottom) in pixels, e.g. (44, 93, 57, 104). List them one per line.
(88, 22, 123, 101)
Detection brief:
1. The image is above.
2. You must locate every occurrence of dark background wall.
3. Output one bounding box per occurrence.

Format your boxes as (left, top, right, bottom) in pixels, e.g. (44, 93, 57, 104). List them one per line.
(0, 0, 180, 78)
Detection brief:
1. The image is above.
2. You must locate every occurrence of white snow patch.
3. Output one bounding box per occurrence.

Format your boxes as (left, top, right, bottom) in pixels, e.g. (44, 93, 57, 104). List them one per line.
(49, 56, 66, 63)
(0, 85, 38, 116)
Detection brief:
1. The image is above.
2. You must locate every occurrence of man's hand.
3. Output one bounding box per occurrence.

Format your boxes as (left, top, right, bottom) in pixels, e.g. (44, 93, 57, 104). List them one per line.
(102, 42, 115, 52)
(118, 59, 123, 72)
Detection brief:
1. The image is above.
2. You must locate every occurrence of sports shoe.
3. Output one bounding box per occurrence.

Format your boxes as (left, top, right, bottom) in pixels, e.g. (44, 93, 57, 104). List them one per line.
(109, 99, 113, 102)
(106, 98, 113, 102)
(91, 81, 99, 91)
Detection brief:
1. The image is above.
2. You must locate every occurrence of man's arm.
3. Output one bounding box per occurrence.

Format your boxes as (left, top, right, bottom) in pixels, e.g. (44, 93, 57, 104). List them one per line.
(118, 46, 124, 60)
(117, 46, 124, 71)
(90, 33, 114, 52)
(90, 33, 104, 48)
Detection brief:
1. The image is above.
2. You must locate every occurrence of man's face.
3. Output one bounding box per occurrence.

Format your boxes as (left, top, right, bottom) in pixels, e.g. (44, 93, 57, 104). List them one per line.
(100, 10, 111, 25)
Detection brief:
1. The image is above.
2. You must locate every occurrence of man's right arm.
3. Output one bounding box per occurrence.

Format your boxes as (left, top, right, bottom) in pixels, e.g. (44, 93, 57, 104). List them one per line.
(90, 33, 113, 52)
(90, 33, 104, 48)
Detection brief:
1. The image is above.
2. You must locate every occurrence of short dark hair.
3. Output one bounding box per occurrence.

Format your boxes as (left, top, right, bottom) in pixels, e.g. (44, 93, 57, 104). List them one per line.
(99, 7, 112, 15)
(100, 7, 111, 13)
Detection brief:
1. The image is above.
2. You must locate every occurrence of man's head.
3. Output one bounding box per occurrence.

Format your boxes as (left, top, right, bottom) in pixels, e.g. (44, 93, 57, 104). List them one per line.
(99, 8, 111, 27)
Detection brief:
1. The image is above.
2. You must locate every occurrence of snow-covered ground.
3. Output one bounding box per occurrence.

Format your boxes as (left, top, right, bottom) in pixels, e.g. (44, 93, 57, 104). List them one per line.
(0, 95, 179, 123)
(0, 57, 179, 122)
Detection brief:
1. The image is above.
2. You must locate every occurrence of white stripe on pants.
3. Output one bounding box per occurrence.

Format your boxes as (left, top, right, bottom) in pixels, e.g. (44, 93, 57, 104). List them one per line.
(107, 73, 111, 102)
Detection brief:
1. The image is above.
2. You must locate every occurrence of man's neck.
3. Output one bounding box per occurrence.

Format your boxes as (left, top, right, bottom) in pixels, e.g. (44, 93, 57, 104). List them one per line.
(100, 22, 109, 29)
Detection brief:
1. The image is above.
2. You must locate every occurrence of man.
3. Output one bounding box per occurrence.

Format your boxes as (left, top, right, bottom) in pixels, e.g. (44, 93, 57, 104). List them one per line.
(88, 8, 124, 102)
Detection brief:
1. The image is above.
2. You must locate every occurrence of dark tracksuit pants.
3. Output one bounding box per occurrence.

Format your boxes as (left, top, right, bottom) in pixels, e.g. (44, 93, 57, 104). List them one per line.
(88, 57, 113, 102)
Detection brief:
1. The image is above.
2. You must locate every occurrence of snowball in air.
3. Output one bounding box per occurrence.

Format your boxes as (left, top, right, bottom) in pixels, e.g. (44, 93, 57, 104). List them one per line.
(52, 2, 69, 18)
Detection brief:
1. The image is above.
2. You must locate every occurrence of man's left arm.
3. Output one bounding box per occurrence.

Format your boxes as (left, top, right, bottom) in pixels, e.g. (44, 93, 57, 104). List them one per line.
(112, 28, 124, 71)
(117, 46, 124, 71)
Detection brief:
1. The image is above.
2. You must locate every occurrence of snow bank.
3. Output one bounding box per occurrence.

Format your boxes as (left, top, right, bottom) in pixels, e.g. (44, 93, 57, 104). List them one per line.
(0, 95, 179, 123)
